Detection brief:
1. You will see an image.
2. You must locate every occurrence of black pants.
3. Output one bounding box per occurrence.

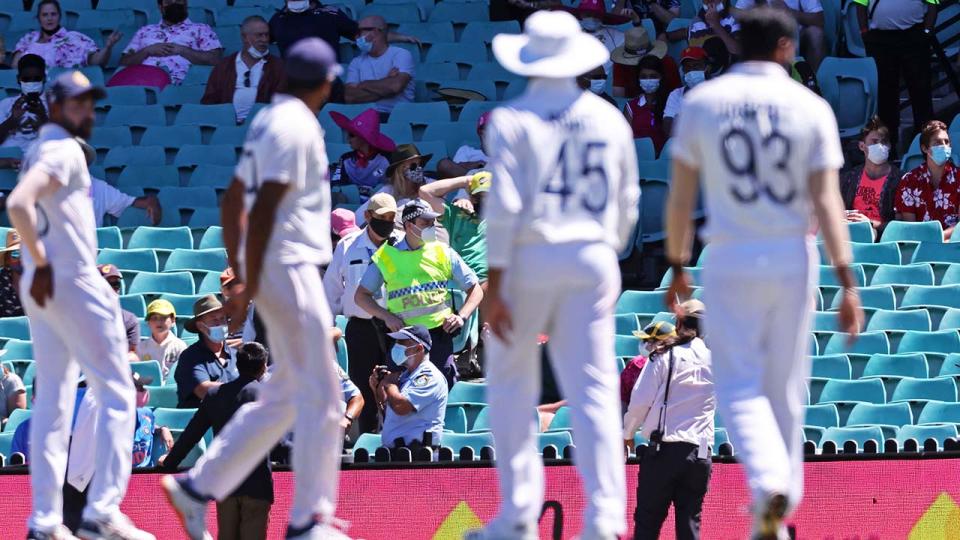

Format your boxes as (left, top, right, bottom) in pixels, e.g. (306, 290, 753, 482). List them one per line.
(63, 481, 88, 533)
(865, 26, 934, 145)
(428, 326, 457, 388)
(633, 442, 712, 540)
(345, 317, 391, 434)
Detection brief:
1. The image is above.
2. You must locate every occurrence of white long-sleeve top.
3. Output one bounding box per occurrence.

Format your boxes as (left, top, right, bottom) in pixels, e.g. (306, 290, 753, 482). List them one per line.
(482, 78, 640, 268)
(322, 227, 403, 319)
(623, 337, 716, 448)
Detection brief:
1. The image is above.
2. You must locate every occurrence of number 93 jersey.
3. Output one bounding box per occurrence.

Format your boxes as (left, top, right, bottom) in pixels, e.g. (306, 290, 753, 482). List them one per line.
(482, 85, 640, 268)
(671, 62, 844, 246)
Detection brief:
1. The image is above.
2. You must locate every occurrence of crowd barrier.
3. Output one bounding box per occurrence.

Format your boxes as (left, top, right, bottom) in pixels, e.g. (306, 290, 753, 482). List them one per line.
(0, 456, 958, 538)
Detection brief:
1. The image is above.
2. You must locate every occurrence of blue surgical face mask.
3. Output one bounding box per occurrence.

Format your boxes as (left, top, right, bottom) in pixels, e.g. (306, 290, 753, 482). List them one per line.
(683, 69, 706, 88)
(356, 35, 373, 54)
(204, 323, 227, 342)
(638, 78, 660, 94)
(391, 344, 411, 366)
(931, 144, 952, 166)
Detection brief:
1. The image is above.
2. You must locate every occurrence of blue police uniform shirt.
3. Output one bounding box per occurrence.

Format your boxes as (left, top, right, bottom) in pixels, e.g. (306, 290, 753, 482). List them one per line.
(380, 359, 448, 447)
(132, 407, 155, 468)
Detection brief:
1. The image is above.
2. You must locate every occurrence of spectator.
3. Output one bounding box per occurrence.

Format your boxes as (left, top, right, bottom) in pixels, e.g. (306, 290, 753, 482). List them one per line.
(732, 0, 824, 71)
(12, 0, 121, 69)
(97, 264, 140, 362)
(120, 0, 223, 85)
(614, 0, 679, 37)
(564, 0, 631, 72)
(338, 364, 365, 436)
(619, 321, 679, 410)
(324, 193, 403, 434)
(687, 0, 739, 53)
(625, 300, 714, 540)
(419, 172, 491, 284)
(220, 267, 267, 353)
(895, 120, 960, 240)
(840, 117, 900, 235)
(78, 138, 162, 226)
(437, 113, 490, 180)
(0, 363, 25, 428)
(622, 54, 670, 154)
(856, 0, 936, 147)
(663, 46, 707, 135)
(139, 299, 187, 378)
(162, 342, 273, 540)
(201, 16, 286, 123)
(344, 16, 415, 115)
(331, 208, 361, 247)
(329, 108, 396, 200)
(611, 26, 676, 98)
(174, 295, 238, 408)
(355, 200, 484, 388)
(0, 54, 47, 151)
(577, 65, 618, 106)
(0, 229, 24, 318)
(370, 325, 448, 449)
(356, 144, 434, 227)
(701, 35, 733, 78)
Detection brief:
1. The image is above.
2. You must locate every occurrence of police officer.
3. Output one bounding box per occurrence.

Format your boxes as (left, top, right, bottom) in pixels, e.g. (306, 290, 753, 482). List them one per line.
(369, 325, 448, 449)
(624, 300, 715, 540)
(355, 200, 483, 388)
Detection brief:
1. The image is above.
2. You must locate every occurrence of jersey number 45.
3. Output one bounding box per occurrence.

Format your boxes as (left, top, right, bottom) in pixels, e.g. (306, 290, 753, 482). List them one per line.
(541, 140, 609, 214)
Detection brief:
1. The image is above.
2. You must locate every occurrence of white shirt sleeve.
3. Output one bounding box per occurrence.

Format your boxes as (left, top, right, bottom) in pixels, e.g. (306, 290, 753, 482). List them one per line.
(808, 98, 844, 172)
(623, 356, 664, 440)
(92, 178, 136, 218)
(258, 126, 304, 185)
(394, 47, 415, 76)
(669, 93, 702, 168)
(323, 237, 348, 315)
(482, 109, 525, 269)
(346, 58, 360, 84)
(67, 390, 98, 492)
(33, 140, 75, 186)
(663, 88, 684, 119)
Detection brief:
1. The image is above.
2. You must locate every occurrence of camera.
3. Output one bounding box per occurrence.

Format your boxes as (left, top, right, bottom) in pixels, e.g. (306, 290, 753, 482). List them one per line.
(646, 429, 663, 457)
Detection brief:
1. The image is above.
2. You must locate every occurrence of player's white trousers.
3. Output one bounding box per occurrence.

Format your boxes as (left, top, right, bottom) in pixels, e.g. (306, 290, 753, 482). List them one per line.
(702, 237, 817, 514)
(485, 241, 626, 536)
(188, 262, 342, 528)
(21, 267, 136, 532)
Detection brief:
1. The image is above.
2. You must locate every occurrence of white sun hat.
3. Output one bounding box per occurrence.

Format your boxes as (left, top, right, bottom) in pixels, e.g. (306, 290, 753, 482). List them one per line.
(492, 10, 610, 79)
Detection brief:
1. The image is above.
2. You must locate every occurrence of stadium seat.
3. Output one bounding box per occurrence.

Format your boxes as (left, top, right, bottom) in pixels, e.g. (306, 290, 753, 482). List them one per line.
(395, 22, 455, 43)
(830, 285, 896, 311)
(130, 361, 163, 385)
(187, 208, 222, 228)
(128, 226, 193, 250)
(866, 309, 932, 333)
(389, 101, 451, 126)
(913, 243, 960, 265)
(615, 313, 639, 336)
(97, 248, 159, 273)
(174, 145, 237, 168)
(821, 426, 884, 451)
(881, 221, 944, 244)
(460, 101, 500, 124)
(460, 20, 520, 44)
(89, 126, 133, 151)
(102, 85, 150, 107)
(21, 361, 35, 386)
(819, 265, 866, 287)
(128, 272, 195, 295)
(157, 84, 205, 106)
(917, 400, 960, 424)
(441, 432, 494, 457)
(892, 376, 958, 403)
(163, 248, 227, 273)
(658, 267, 703, 290)
(175, 104, 237, 128)
(841, 1, 866, 57)
(195, 271, 222, 294)
(863, 352, 928, 383)
(422, 122, 480, 155)
(812, 311, 840, 332)
(546, 406, 572, 432)
(425, 42, 488, 64)
(870, 264, 935, 288)
(897, 424, 958, 449)
(816, 57, 877, 138)
(181, 65, 215, 86)
(444, 405, 469, 433)
(210, 125, 248, 146)
(115, 166, 179, 192)
(153, 407, 197, 430)
(103, 105, 166, 127)
(428, 1, 487, 22)
(901, 285, 960, 311)
(823, 331, 889, 356)
(818, 378, 885, 405)
(810, 354, 851, 379)
(353, 432, 382, 455)
(615, 335, 641, 357)
(941, 308, 960, 330)
(198, 227, 224, 250)
(616, 290, 666, 315)
(942, 265, 960, 286)
(804, 403, 840, 428)
(3, 408, 29, 433)
(846, 220, 875, 243)
(145, 385, 176, 408)
(189, 164, 234, 189)
(851, 242, 902, 266)
(141, 125, 203, 147)
(0, 316, 29, 341)
(447, 381, 486, 406)
(538, 431, 573, 454)
(2, 339, 32, 361)
(845, 402, 912, 439)
(897, 330, 960, 355)
(120, 294, 147, 317)
(158, 294, 204, 319)
(103, 146, 165, 168)
(0, 430, 12, 458)
(96, 227, 123, 250)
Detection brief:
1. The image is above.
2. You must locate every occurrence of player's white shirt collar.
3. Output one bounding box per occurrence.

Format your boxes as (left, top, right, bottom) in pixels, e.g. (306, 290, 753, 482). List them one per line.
(728, 60, 791, 78)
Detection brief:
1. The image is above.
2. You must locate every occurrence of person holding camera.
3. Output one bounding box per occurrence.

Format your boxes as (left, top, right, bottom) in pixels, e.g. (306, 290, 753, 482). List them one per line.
(623, 300, 715, 540)
(0, 54, 47, 152)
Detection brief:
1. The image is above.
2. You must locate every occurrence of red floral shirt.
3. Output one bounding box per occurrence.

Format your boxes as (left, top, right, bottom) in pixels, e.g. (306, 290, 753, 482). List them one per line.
(895, 161, 960, 229)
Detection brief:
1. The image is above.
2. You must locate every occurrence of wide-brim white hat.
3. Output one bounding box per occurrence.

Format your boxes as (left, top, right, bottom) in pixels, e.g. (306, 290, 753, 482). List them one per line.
(492, 10, 610, 79)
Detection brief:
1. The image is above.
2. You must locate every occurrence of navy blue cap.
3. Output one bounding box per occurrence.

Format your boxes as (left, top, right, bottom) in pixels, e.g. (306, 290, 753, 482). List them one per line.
(284, 37, 343, 82)
(47, 70, 105, 103)
(387, 325, 432, 351)
(401, 199, 441, 224)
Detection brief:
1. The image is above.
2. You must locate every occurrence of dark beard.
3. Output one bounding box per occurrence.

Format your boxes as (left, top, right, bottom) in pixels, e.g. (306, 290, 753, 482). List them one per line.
(61, 118, 92, 140)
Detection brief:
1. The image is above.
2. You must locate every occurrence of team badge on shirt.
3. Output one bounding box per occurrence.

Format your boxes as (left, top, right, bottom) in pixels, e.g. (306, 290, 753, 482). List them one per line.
(414, 373, 431, 387)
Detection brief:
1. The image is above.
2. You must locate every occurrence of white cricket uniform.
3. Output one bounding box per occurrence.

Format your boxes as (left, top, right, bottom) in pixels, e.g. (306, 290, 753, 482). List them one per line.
(18, 124, 136, 532)
(670, 61, 844, 512)
(186, 93, 342, 528)
(483, 77, 640, 536)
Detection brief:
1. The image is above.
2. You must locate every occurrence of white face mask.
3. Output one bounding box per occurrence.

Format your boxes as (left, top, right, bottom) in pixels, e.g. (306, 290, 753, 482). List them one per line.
(415, 224, 438, 243)
(247, 45, 267, 59)
(638, 78, 660, 94)
(589, 79, 606, 94)
(20, 81, 42, 96)
(866, 143, 889, 165)
(683, 70, 706, 88)
(287, 0, 309, 12)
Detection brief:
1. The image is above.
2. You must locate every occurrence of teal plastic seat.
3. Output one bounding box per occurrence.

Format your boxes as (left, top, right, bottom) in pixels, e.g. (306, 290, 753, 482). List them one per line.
(22, 361, 35, 385)
(103, 146, 165, 168)
(447, 381, 486, 406)
(141, 125, 202, 147)
(3, 408, 30, 433)
(353, 432, 383, 455)
(547, 406, 572, 432)
(153, 407, 197, 430)
(810, 354, 851, 379)
(901, 285, 960, 311)
(72, 9, 135, 30)
(158, 293, 205, 317)
(538, 431, 574, 454)
(146, 385, 177, 408)
(196, 271, 223, 294)
(821, 426, 884, 451)
(210, 125, 248, 146)
(395, 22, 455, 43)
(917, 400, 960, 424)
(116, 166, 179, 190)
(157, 84, 205, 106)
(615, 290, 665, 315)
(658, 267, 703, 289)
(88, 126, 133, 151)
(815, 57, 877, 138)
(913, 243, 960, 264)
(175, 145, 237, 167)
(422, 122, 479, 155)
(415, 62, 460, 83)
(460, 101, 500, 124)
(615, 335, 641, 357)
(441, 432, 494, 457)
(97, 248, 159, 272)
(128, 226, 193, 250)
(2, 339, 33, 360)
(0, 316, 29, 341)
(819, 265, 866, 287)
(823, 331, 889, 356)
(187, 208, 221, 228)
(0, 431, 13, 457)
(428, 1, 488, 22)
(891, 377, 958, 403)
(128, 271, 195, 295)
(845, 402, 912, 439)
(614, 314, 639, 336)
(120, 294, 146, 317)
(422, 79, 497, 103)
(425, 42, 487, 64)
(102, 85, 150, 106)
(181, 65, 216, 86)
(97, 226, 123, 250)
(175, 104, 237, 128)
(445, 405, 469, 433)
(866, 309, 932, 332)
(818, 378, 885, 405)
(940, 308, 960, 330)
(881, 221, 944, 244)
(870, 264, 935, 287)
(104, 105, 166, 127)
(897, 330, 960, 355)
(812, 311, 840, 332)
(846, 221, 875, 243)
(466, 62, 518, 83)
(804, 403, 840, 428)
(388, 101, 451, 125)
(830, 285, 896, 311)
(130, 361, 163, 385)
(841, 1, 865, 57)
(851, 242, 901, 265)
(188, 164, 234, 190)
(359, 2, 422, 22)
(158, 187, 219, 211)
(199, 227, 224, 250)
(942, 265, 960, 285)
(460, 20, 520, 44)
(897, 424, 958, 449)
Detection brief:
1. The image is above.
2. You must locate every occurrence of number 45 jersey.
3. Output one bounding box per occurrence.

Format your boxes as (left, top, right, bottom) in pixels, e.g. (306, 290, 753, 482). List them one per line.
(671, 62, 845, 247)
(483, 81, 640, 268)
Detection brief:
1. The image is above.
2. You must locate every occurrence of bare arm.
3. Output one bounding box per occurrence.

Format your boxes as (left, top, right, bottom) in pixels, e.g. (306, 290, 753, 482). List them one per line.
(7, 390, 25, 415)
(346, 72, 412, 101)
(380, 380, 414, 415)
(664, 159, 700, 268)
(459, 282, 483, 321)
(131, 194, 162, 225)
(120, 44, 158, 66)
(345, 394, 364, 421)
(355, 286, 398, 325)
(88, 31, 123, 67)
(191, 380, 220, 400)
(419, 175, 471, 213)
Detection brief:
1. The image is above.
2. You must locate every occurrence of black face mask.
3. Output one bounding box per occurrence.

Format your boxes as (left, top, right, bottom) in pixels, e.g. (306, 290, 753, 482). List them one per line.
(368, 218, 394, 238)
(163, 3, 188, 24)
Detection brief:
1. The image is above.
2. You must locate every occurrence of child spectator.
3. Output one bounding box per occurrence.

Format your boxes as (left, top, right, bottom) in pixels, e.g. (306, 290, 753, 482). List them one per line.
(140, 299, 187, 378)
(329, 108, 396, 201)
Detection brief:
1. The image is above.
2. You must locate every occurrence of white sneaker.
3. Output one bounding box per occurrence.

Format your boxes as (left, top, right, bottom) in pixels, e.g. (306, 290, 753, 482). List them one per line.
(462, 521, 538, 540)
(752, 493, 789, 540)
(76, 513, 155, 540)
(160, 474, 212, 540)
(286, 520, 355, 539)
(27, 525, 79, 540)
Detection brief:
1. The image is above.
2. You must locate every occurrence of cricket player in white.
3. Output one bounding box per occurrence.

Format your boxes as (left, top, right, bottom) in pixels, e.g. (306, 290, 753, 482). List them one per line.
(469, 11, 640, 540)
(7, 72, 154, 540)
(161, 38, 348, 540)
(663, 9, 863, 539)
